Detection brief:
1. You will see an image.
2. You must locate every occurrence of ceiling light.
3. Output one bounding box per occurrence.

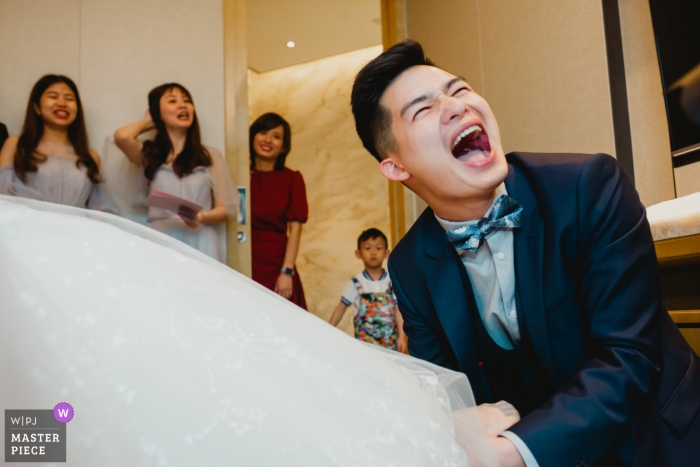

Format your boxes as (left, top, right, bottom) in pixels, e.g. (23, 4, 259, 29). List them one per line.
(286, 41, 295, 48)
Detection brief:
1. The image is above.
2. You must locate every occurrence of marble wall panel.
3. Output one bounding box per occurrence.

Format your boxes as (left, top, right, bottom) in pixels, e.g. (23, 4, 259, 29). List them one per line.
(248, 46, 390, 335)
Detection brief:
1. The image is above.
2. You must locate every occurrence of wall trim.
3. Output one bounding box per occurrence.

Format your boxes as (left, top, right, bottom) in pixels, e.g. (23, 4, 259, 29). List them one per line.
(381, 0, 408, 246)
(224, 0, 252, 275)
(602, 0, 636, 184)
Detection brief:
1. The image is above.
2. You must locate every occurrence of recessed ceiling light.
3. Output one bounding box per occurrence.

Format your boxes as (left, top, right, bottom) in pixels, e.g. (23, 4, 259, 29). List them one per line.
(286, 41, 295, 48)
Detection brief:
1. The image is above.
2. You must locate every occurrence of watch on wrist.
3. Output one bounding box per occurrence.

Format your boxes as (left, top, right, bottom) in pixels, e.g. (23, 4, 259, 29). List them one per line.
(281, 267, 295, 276)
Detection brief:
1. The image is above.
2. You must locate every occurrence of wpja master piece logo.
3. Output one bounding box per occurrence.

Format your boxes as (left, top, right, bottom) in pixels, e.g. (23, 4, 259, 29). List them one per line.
(5, 402, 73, 462)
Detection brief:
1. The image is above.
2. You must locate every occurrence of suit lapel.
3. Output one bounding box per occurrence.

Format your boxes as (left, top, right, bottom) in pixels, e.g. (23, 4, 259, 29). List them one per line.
(423, 218, 482, 395)
(505, 164, 557, 378)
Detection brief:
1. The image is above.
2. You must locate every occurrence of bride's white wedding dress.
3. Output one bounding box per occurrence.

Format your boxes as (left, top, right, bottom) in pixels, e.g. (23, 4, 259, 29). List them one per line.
(0, 195, 497, 466)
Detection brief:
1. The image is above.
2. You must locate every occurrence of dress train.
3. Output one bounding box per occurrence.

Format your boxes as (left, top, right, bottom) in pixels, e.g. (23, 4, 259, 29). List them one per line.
(0, 195, 497, 466)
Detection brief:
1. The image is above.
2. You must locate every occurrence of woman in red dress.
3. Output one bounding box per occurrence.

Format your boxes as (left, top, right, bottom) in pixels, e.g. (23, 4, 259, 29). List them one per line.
(249, 113, 308, 309)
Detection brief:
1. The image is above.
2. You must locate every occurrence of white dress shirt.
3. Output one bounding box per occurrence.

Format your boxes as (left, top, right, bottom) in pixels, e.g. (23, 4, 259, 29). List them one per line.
(435, 183, 540, 467)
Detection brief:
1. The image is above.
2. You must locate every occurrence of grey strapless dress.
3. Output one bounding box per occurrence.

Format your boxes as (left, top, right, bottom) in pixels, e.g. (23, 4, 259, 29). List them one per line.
(0, 141, 115, 211)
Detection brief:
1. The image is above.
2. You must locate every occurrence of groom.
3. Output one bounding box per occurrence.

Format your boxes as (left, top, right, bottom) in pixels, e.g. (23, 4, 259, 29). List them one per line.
(351, 40, 700, 467)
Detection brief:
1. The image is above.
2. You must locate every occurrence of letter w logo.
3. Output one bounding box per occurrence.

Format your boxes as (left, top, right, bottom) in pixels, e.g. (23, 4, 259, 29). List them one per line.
(58, 409, 69, 418)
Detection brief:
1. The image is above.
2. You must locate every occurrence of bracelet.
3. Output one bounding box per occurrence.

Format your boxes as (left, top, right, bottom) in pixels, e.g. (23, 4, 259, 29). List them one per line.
(281, 267, 295, 276)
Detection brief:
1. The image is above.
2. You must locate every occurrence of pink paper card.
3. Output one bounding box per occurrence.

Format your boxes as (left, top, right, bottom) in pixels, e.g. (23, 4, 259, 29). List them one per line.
(145, 189, 203, 216)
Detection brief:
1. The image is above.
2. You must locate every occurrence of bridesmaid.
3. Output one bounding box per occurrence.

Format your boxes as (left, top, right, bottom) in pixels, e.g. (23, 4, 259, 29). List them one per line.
(0, 75, 111, 210)
(250, 112, 308, 309)
(114, 83, 237, 262)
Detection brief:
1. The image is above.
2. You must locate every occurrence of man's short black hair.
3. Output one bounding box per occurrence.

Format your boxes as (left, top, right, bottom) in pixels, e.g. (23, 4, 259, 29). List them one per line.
(357, 228, 389, 250)
(351, 40, 435, 162)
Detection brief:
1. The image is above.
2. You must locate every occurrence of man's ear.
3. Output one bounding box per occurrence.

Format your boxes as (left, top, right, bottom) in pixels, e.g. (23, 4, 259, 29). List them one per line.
(379, 157, 411, 182)
(355, 250, 361, 259)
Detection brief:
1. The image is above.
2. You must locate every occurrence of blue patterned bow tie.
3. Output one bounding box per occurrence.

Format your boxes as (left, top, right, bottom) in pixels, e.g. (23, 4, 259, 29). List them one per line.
(445, 195, 523, 253)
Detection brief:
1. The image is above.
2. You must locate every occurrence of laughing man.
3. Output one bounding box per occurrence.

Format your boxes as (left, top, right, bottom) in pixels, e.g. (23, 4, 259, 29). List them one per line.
(351, 40, 700, 467)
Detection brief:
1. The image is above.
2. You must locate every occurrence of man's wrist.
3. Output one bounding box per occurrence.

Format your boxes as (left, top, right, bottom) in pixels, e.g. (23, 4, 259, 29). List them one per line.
(490, 436, 526, 467)
(499, 431, 538, 467)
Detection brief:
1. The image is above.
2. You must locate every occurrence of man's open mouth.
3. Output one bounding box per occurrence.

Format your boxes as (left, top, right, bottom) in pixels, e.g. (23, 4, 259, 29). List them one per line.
(451, 125, 491, 162)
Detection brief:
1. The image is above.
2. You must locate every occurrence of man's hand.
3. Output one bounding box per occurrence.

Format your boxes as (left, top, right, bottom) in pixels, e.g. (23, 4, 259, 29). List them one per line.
(476, 401, 520, 436)
(453, 405, 524, 467)
(489, 436, 526, 467)
(476, 402, 525, 467)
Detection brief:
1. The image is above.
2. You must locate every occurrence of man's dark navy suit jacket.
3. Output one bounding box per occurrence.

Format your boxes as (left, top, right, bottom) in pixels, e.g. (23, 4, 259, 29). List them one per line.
(389, 152, 700, 467)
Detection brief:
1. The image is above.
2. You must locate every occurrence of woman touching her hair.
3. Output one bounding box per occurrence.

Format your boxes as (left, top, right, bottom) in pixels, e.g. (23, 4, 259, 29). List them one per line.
(0, 74, 111, 210)
(249, 112, 308, 309)
(114, 83, 237, 262)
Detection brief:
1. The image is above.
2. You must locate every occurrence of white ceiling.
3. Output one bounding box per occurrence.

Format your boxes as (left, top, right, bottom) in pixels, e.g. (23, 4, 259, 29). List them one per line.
(247, 0, 382, 73)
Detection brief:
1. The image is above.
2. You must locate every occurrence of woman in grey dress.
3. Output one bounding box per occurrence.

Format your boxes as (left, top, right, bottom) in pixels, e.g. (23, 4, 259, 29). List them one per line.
(114, 83, 237, 262)
(0, 75, 111, 210)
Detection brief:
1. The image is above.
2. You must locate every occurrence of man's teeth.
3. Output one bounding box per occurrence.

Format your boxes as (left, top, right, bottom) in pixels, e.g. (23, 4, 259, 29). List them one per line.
(452, 125, 482, 150)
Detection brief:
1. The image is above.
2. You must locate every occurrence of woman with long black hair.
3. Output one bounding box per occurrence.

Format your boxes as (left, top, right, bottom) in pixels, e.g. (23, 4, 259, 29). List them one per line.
(0, 74, 111, 210)
(114, 83, 237, 262)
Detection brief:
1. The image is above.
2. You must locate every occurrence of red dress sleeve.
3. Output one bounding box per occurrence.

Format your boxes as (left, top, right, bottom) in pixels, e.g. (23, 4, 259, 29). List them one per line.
(286, 170, 308, 223)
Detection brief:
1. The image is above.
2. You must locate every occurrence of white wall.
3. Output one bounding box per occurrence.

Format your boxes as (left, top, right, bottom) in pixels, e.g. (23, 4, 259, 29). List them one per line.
(0, 0, 225, 156)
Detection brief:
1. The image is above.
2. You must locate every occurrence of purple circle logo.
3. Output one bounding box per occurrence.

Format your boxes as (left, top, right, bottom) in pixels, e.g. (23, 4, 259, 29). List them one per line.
(53, 402, 74, 423)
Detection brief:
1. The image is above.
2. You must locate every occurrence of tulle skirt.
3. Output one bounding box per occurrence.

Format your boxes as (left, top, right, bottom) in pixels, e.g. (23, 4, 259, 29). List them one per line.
(0, 195, 497, 466)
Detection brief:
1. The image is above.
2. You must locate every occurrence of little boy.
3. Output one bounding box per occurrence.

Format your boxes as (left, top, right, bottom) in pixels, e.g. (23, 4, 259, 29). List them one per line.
(329, 228, 407, 353)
